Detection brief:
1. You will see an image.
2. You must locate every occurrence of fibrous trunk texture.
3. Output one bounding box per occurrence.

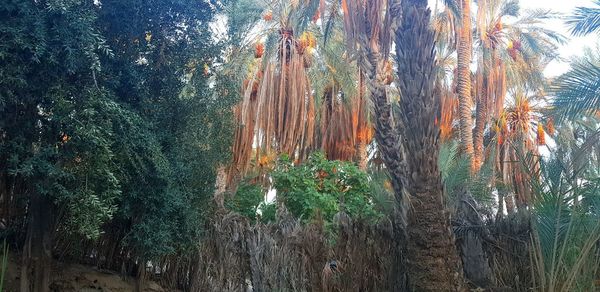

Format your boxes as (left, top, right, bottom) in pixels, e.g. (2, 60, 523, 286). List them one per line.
(364, 51, 409, 291)
(473, 78, 488, 171)
(456, 192, 495, 288)
(395, 0, 465, 290)
(457, 0, 475, 162)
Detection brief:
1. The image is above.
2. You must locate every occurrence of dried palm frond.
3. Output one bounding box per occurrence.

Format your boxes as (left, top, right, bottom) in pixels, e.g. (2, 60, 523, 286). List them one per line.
(439, 89, 458, 141)
(229, 25, 317, 184)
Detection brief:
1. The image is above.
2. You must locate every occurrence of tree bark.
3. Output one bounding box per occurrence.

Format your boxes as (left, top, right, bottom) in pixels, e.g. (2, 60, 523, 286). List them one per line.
(407, 182, 464, 291)
(20, 191, 54, 292)
(394, 0, 466, 290)
(355, 141, 368, 171)
(473, 77, 488, 172)
(457, 0, 475, 162)
(135, 261, 146, 292)
(362, 21, 409, 292)
(364, 53, 409, 292)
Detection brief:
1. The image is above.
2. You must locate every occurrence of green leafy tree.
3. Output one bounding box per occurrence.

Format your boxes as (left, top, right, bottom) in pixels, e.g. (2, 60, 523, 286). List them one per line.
(0, 0, 234, 290)
(94, 0, 236, 262)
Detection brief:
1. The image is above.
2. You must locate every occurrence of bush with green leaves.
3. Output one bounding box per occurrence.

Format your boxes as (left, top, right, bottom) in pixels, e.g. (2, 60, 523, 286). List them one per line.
(226, 182, 265, 222)
(226, 153, 383, 224)
(272, 152, 382, 223)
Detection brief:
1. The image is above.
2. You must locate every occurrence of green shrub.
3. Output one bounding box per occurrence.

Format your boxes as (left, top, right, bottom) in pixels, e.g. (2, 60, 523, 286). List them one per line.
(273, 152, 381, 223)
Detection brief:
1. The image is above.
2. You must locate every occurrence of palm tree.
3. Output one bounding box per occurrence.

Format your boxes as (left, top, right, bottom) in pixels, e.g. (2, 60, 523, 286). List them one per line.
(309, 25, 374, 169)
(339, 0, 409, 288)
(435, 1, 565, 211)
(394, 0, 466, 289)
(489, 6, 565, 212)
(227, 1, 319, 183)
(457, 0, 475, 166)
(340, 0, 466, 288)
(527, 143, 600, 291)
(226, 0, 376, 190)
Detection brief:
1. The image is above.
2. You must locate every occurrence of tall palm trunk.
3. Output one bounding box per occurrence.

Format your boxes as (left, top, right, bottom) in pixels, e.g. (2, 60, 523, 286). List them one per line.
(355, 72, 370, 171)
(341, 0, 463, 289)
(473, 72, 488, 171)
(361, 18, 409, 292)
(395, 0, 465, 290)
(363, 56, 409, 291)
(457, 0, 475, 163)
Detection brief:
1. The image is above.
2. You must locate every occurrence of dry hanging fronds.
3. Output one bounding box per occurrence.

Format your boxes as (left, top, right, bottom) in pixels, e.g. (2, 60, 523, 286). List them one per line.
(230, 29, 316, 182)
(383, 60, 393, 85)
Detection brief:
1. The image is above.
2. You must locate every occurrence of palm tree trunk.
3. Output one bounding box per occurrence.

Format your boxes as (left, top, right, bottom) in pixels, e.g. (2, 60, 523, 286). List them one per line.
(395, 0, 465, 290)
(473, 81, 488, 171)
(457, 0, 475, 163)
(355, 141, 368, 170)
(364, 37, 409, 292)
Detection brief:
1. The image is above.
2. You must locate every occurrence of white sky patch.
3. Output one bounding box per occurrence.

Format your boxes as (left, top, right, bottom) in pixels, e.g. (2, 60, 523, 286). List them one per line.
(520, 0, 599, 76)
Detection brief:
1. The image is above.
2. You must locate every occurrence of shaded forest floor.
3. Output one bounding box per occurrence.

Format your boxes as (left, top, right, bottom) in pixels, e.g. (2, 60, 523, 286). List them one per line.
(3, 252, 173, 292)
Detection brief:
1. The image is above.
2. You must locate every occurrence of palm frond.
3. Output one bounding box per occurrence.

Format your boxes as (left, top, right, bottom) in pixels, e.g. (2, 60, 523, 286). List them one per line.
(442, 0, 462, 19)
(500, 0, 520, 18)
(439, 141, 471, 201)
(566, 0, 600, 36)
(551, 57, 600, 121)
(528, 151, 600, 291)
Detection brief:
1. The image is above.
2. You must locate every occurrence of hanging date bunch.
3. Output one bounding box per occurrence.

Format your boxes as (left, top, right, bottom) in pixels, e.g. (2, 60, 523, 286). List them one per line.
(537, 123, 546, 145)
(495, 115, 509, 145)
(507, 39, 522, 61)
(255, 42, 265, 58)
(263, 10, 273, 21)
(297, 31, 316, 68)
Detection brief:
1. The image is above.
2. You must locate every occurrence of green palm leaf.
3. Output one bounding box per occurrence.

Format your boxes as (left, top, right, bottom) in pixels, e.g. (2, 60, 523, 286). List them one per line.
(566, 0, 600, 36)
(552, 57, 600, 121)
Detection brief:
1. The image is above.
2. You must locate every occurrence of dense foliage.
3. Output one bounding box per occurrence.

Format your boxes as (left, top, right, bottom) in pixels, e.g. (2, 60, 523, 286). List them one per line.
(1, 0, 600, 291)
(0, 0, 236, 285)
(273, 153, 381, 222)
(227, 153, 383, 224)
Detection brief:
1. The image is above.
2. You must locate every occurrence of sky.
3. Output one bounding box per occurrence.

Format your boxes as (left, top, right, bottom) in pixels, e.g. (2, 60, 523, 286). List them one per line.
(430, 0, 598, 77)
(520, 0, 598, 76)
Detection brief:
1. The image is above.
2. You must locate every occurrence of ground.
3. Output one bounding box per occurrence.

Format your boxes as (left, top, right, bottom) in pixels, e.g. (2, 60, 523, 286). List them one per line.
(3, 253, 173, 292)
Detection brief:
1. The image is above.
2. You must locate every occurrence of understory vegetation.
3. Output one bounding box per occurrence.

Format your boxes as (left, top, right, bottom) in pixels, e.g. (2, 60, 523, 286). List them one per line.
(1, 0, 599, 291)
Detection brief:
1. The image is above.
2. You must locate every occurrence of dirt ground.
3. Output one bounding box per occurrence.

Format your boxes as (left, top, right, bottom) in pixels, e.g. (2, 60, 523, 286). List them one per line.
(3, 253, 171, 292)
